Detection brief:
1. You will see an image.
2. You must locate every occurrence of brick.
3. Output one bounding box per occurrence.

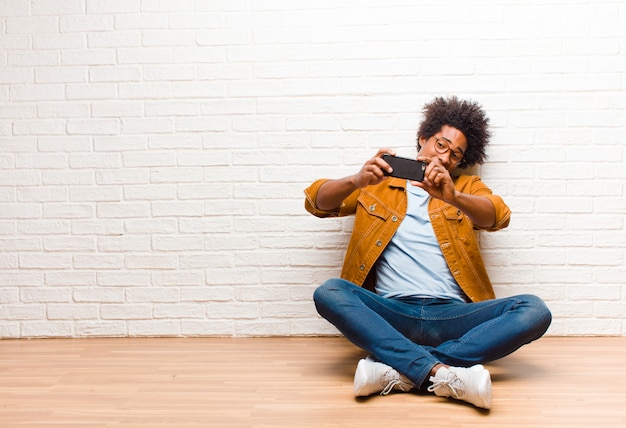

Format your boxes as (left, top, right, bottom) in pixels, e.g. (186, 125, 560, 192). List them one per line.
(86, 0, 139, 14)
(0, 1, 30, 16)
(141, 0, 193, 12)
(124, 255, 178, 270)
(96, 271, 151, 287)
(143, 65, 196, 81)
(97, 236, 151, 252)
(47, 303, 99, 320)
(151, 201, 204, 217)
(128, 320, 180, 337)
(6, 17, 58, 34)
(73, 287, 125, 303)
(10, 84, 64, 100)
(206, 302, 260, 320)
(89, 67, 141, 83)
(180, 253, 233, 270)
(181, 320, 234, 336)
(75, 321, 127, 337)
(94, 136, 147, 152)
(45, 271, 96, 287)
(60, 15, 114, 33)
(0, 304, 44, 320)
(43, 236, 95, 252)
(95, 169, 149, 185)
(153, 303, 205, 319)
(32, 0, 84, 15)
(169, 14, 223, 30)
(21, 321, 73, 338)
(87, 32, 141, 48)
(154, 271, 205, 287)
(0, 270, 43, 288)
(203, 269, 259, 286)
(126, 287, 178, 303)
(96, 202, 150, 218)
(67, 83, 119, 101)
(67, 119, 120, 135)
(181, 286, 235, 302)
(117, 48, 171, 65)
(43, 203, 93, 218)
(142, 30, 195, 47)
(115, 14, 168, 30)
(69, 186, 121, 202)
(19, 254, 72, 269)
(152, 235, 203, 251)
(235, 320, 290, 336)
(124, 218, 177, 234)
(33, 33, 85, 50)
(0, 323, 20, 338)
(61, 49, 116, 66)
(73, 254, 124, 270)
(35, 67, 85, 84)
(70, 220, 123, 236)
(101, 304, 152, 320)
(122, 118, 174, 134)
(38, 136, 92, 152)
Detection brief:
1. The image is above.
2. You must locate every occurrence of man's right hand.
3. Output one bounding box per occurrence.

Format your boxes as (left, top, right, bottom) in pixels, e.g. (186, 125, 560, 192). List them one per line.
(314, 148, 397, 211)
(353, 148, 396, 188)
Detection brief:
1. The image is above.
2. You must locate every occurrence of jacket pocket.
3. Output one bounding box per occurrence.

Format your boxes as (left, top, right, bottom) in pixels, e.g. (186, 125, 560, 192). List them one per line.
(444, 206, 473, 241)
(353, 192, 392, 237)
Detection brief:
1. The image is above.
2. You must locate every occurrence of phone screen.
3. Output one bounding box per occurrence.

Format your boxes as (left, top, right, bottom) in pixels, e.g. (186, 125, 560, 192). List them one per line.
(382, 154, 426, 182)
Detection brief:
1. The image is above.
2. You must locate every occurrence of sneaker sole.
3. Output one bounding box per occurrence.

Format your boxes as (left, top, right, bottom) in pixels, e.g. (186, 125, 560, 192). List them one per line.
(353, 359, 370, 397)
(471, 366, 492, 409)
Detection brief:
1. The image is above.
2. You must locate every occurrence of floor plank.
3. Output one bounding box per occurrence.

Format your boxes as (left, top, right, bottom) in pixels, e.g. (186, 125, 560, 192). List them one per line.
(1, 337, 625, 427)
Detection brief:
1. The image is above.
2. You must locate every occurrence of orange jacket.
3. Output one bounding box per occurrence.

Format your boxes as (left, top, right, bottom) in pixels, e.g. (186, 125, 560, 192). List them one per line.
(304, 176, 511, 302)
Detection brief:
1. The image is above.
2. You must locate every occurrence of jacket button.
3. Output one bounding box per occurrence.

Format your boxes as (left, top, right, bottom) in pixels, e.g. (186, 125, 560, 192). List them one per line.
(369, 204, 376, 212)
(359, 265, 365, 271)
(376, 240, 382, 246)
(457, 210, 462, 216)
(391, 216, 398, 222)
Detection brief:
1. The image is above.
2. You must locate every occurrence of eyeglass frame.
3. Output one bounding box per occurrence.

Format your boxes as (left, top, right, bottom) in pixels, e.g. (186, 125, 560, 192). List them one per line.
(421, 136, 464, 166)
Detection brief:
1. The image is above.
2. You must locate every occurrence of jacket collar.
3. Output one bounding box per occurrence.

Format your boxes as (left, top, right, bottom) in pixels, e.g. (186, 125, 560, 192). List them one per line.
(386, 177, 407, 190)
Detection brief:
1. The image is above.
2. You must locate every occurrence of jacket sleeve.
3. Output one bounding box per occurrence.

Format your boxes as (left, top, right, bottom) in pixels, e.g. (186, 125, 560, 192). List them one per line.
(304, 178, 360, 218)
(481, 193, 511, 231)
(464, 175, 511, 232)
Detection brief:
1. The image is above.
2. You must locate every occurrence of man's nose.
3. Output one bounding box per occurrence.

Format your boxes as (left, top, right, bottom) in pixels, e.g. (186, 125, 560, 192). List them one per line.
(437, 150, 452, 167)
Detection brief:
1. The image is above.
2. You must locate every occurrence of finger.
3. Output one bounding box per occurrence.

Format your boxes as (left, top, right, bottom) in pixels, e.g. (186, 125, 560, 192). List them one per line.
(426, 165, 439, 181)
(366, 164, 387, 183)
(372, 154, 393, 175)
(376, 147, 397, 158)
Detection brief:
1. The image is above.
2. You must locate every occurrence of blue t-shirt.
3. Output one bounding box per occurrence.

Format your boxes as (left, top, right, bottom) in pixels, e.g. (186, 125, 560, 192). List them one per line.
(374, 183, 467, 302)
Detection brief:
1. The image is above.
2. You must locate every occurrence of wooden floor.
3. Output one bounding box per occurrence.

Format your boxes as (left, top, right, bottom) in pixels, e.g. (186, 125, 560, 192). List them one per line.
(1, 337, 625, 427)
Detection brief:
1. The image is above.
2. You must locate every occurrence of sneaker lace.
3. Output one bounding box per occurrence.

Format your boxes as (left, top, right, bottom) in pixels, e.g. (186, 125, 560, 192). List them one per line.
(427, 371, 465, 399)
(379, 371, 413, 395)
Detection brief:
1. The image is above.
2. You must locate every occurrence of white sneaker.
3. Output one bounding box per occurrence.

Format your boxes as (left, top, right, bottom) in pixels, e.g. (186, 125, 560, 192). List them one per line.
(353, 356, 415, 397)
(427, 365, 492, 409)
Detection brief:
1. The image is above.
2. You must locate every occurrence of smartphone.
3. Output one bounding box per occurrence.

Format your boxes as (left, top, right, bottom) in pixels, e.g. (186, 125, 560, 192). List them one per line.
(382, 154, 426, 182)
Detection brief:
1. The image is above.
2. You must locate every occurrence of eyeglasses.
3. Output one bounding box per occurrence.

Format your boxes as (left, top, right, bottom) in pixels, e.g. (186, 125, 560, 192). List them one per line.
(433, 137, 464, 166)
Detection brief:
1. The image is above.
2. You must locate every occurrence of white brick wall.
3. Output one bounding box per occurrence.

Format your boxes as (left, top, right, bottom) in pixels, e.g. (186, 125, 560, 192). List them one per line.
(1, 0, 625, 338)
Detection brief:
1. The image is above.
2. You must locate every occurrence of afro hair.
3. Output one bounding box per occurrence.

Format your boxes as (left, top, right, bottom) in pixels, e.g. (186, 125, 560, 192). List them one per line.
(417, 96, 491, 168)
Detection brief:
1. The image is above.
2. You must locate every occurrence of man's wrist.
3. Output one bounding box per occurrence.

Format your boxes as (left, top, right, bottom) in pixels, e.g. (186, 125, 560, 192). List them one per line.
(445, 189, 461, 207)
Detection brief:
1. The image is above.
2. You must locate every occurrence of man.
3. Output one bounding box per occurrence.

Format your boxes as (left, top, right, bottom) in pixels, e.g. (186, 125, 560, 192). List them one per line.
(304, 96, 551, 409)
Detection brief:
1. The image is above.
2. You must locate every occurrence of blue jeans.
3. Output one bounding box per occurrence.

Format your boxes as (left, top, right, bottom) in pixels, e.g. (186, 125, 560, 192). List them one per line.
(313, 278, 552, 388)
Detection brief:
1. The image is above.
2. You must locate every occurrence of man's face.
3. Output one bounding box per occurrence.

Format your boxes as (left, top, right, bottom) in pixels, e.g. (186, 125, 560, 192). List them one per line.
(418, 125, 468, 171)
